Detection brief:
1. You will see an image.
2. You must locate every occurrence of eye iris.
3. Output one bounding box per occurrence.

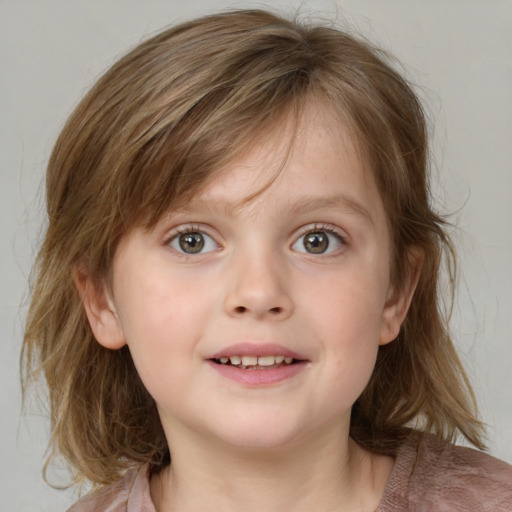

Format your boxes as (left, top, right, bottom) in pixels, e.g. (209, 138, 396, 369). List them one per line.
(304, 232, 329, 253)
(179, 232, 204, 254)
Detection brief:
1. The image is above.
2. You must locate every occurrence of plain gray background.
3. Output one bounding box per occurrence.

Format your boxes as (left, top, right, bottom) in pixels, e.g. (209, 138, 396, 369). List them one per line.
(1, 0, 511, 510)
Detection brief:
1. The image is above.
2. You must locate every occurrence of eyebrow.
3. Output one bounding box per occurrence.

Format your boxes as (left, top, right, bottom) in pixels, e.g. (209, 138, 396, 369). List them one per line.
(172, 194, 374, 224)
(280, 194, 374, 224)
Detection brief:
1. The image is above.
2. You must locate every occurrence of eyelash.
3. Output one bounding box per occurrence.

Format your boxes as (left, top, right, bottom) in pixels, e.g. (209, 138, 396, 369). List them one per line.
(169, 224, 206, 240)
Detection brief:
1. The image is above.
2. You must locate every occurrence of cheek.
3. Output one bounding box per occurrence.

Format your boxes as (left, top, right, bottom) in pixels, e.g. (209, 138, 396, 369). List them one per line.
(303, 270, 387, 397)
(113, 271, 211, 392)
(306, 266, 388, 341)
(323, 299, 381, 386)
(115, 253, 214, 339)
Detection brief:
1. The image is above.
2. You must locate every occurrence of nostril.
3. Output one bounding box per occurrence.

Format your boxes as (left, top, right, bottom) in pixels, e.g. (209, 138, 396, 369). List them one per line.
(230, 305, 286, 316)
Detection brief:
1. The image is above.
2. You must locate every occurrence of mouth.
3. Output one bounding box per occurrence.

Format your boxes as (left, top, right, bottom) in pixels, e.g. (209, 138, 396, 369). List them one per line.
(207, 344, 309, 385)
(211, 355, 299, 370)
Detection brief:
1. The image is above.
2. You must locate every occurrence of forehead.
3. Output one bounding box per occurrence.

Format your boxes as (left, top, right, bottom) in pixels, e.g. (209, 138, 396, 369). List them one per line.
(172, 105, 383, 227)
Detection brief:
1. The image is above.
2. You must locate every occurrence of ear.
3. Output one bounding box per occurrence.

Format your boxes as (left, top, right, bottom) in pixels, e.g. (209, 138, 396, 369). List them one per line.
(73, 266, 127, 350)
(379, 247, 424, 346)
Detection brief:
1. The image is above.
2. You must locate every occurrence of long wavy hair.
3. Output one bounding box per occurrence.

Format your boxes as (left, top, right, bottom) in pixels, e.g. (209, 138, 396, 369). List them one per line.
(22, 8, 484, 487)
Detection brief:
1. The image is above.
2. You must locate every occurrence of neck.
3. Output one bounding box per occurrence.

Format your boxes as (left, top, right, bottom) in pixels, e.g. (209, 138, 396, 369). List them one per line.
(150, 420, 392, 512)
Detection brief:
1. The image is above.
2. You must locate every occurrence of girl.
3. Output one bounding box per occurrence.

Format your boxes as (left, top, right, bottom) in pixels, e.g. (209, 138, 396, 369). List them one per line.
(22, 8, 512, 512)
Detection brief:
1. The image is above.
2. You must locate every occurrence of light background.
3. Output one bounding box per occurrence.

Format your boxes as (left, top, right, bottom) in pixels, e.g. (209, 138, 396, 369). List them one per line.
(1, 0, 511, 510)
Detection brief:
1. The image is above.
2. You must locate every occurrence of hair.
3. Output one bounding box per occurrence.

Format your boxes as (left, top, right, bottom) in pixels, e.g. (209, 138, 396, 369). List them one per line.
(22, 8, 485, 488)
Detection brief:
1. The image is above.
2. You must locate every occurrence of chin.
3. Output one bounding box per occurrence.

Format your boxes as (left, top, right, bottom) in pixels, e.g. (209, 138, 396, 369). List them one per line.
(205, 412, 310, 451)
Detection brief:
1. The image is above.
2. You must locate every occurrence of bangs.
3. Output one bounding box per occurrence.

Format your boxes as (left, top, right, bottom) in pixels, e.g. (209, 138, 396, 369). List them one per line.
(126, 83, 308, 231)
(88, 26, 317, 233)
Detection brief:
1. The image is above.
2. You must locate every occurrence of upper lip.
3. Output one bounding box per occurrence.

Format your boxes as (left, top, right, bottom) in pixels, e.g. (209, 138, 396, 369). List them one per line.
(208, 342, 307, 360)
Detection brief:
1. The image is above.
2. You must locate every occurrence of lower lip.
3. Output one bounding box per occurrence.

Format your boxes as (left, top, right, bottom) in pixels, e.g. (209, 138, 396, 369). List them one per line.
(207, 360, 308, 386)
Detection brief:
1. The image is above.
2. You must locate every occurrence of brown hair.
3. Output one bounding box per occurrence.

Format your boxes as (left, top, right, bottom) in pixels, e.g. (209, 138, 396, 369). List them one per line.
(22, 8, 485, 487)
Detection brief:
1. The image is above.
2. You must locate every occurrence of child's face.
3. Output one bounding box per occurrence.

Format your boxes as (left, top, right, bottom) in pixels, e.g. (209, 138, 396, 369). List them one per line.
(85, 105, 414, 451)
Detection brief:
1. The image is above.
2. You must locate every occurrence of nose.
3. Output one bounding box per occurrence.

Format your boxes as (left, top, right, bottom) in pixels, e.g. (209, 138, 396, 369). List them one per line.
(223, 249, 294, 321)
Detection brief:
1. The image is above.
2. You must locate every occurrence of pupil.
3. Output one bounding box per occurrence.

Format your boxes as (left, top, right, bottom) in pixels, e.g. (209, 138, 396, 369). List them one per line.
(179, 232, 204, 253)
(304, 232, 328, 254)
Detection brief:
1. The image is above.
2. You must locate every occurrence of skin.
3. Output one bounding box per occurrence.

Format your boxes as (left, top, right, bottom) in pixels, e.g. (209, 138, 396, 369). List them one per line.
(78, 104, 421, 511)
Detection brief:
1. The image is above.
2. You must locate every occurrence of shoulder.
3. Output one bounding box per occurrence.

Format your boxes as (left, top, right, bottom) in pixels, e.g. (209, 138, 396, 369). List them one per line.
(385, 431, 512, 512)
(67, 465, 154, 512)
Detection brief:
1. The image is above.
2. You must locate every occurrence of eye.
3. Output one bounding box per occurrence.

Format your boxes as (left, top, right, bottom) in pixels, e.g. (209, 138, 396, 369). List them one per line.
(169, 231, 218, 255)
(292, 229, 344, 255)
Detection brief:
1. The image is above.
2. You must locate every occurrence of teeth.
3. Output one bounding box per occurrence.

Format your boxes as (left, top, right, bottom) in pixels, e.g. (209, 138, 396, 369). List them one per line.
(258, 356, 275, 366)
(218, 355, 295, 367)
(241, 355, 258, 366)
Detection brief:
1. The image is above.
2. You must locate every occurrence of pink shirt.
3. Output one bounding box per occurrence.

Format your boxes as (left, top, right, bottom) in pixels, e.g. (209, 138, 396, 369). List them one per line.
(68, 433, 512, 511)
